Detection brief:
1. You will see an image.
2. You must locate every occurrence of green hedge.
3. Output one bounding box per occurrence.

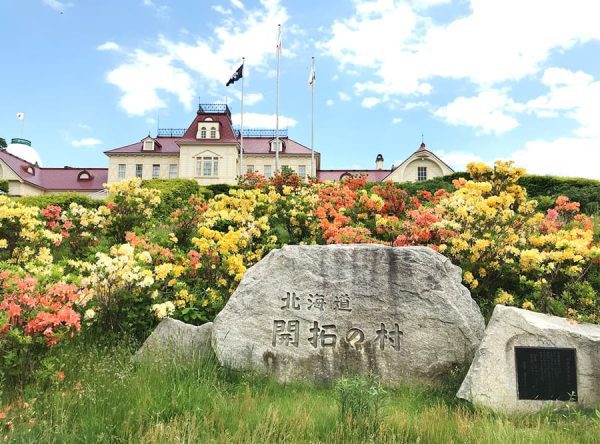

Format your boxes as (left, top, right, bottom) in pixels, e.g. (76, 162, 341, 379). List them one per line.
(0, 180, 8, 194)
(367, 172, 600, 214)
(141, 179, 201, 217)
(16, 192, 104, 209)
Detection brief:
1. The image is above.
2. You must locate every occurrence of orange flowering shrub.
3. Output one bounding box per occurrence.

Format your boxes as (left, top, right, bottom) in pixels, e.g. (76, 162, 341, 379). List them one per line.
(0, 270, 90, 385)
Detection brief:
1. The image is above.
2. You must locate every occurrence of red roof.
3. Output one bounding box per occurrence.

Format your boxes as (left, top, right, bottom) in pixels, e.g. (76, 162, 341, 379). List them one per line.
(0, 149, 107, 191)
(317, 170, 392, 182)
(105, 137, 181, 155)
(241, 137, 317, 155)
(181, 112, 238, 143)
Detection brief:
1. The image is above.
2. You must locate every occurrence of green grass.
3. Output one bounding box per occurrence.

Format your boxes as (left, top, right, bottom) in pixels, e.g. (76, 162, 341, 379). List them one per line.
(2, 339, 600, 443)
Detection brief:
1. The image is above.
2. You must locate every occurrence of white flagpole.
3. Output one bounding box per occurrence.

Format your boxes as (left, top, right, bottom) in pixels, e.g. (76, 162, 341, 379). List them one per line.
(275, 24, 281, 173)
(240, 57, 245, 178)
(310, 56, 315, 179)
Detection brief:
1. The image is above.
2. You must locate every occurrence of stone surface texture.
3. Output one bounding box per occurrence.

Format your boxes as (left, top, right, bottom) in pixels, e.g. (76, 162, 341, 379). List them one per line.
(136, 317, 213, 362)
(212, 244, 485, 385)
(458, 305, 600, 413)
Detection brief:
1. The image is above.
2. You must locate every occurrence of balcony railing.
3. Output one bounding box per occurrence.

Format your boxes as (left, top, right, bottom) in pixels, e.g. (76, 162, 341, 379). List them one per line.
(198, 103, 231, 118)
(233, 128, 288, 138)
(157, 128, 186, 137)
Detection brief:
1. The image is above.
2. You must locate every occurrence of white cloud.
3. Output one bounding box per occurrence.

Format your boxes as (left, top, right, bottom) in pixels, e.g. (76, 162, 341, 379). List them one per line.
(97, 41, 121, 52)
(77, 123, 92, 130)
(326, 99, 335, 106)
(42, 0, 71, 11)
(509, 137, 600, 179)
(231, 112, 297, 128)
(71, 138, 102, 147)
(212, 5, 232, 15)
(525, 67, 600, 138)
(106, 50, 195, 116)
(411, 0, 451, 9)
(230, 0, 244, 9)
(433, 150, 483, 171)
(361, 97, 381, 108)
(102, 0, 288, 116)
(392, 117, 403, 124)
(338, 92, 351, 101)
(434, 90, 522, 134)
(320, 0, 600, 100)
(231, 91, 264, 106)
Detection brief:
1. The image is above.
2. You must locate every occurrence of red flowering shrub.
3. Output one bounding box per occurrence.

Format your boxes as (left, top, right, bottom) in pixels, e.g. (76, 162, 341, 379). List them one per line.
(0, 270, 89, 386)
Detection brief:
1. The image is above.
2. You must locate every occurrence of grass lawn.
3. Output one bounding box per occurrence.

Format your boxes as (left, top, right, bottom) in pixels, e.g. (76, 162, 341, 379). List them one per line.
(2, 339, 599, 444)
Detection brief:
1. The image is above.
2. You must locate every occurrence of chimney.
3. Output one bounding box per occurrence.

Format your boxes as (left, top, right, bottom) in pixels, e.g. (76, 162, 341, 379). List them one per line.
(376, 154, 384, 170)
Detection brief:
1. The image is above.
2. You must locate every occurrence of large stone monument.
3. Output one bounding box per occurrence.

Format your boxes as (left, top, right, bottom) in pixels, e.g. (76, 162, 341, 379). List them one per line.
(458, 305, 600, 413)
(212, 245, 485, 385)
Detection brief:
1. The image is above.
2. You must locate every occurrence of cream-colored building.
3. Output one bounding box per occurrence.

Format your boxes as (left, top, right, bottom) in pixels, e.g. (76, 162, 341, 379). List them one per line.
(0, 138, 107, 197)
(105, 104, 320, 185)
(318, 142, 454, 182)
(105, 104, 453, 186)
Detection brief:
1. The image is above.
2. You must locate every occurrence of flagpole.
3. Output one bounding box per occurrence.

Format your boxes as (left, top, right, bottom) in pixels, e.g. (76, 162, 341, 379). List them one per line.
(310, 56, 315, 179)
(240, 57, 245, 178)
(275, 24, 281, 173)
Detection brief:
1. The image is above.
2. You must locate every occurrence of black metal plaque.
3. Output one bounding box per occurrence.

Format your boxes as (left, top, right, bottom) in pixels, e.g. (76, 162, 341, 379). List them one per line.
(515, 347, 577, 401)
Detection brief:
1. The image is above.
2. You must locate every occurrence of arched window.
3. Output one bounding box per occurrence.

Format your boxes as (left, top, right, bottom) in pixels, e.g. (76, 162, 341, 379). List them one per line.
(210, 127, 216, 139)
(200, 127, 207, 138)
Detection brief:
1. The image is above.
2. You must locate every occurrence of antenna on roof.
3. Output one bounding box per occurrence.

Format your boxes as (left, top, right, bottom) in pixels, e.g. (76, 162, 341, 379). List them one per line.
(421, 133, 424, 144)
(156, 114, 159, 137)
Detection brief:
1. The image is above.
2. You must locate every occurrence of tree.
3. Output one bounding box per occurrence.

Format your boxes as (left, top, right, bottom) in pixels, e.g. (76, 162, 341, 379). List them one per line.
(0, 138, 6, 149)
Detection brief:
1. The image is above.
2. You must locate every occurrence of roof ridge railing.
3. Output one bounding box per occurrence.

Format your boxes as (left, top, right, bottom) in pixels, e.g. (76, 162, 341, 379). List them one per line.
(233, 128, 288, 138)
(198, 103, 231, 118)
(157, 128, 186, 137)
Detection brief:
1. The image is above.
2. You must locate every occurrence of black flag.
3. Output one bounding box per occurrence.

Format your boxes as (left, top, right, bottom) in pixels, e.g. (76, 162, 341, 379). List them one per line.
(226, 64, 243, 86)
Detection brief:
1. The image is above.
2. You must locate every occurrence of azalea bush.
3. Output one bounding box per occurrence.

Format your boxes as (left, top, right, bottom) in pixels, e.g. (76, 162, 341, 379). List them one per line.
(0, 269, 90, 386)
(0, 162, 598, 389)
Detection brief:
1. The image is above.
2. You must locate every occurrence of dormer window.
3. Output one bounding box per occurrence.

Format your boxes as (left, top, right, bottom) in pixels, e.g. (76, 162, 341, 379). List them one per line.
(77, 170, 93, 181)
(270, 139, 284, 153)
(142, 137, 156, 151)
(22, 165, 35, 175)
(196, 119, 220, 139)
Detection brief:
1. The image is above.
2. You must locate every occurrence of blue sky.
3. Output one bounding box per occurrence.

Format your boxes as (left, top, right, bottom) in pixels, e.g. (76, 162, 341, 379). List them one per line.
(1, 0, 599, 178)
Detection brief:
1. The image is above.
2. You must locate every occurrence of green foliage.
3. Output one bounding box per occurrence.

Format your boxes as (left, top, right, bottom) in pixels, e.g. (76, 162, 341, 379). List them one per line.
(518, 175, 600, 214)
(141, 179, 200, 217)
(335, 375, 387, 434)
(0, 138, 6, 149)
(16, 192, 103, 209)
(0, 180, 8, 194)
(204, 183, 238, 197)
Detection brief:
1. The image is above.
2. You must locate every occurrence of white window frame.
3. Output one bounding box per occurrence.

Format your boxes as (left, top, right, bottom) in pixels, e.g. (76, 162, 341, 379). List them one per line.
(264, 165, 272, 179)
(417, 166, 427, 181)
(152, 164, 160, 179)
(169, 164, 178, 178)
(298, 165, 306, 177)
(246, 165, 254, 173)
(118, 164, 126, 179)
(200, 127, 207, 138)
(195, 156, 219, 177)
(143, 139, 155, 151)
(135, 164, 143, 179)
(210, 127, 216, 139)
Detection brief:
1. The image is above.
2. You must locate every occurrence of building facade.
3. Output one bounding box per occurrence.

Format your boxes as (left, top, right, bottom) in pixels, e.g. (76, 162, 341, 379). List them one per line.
(2, 104, 454, 197)
(0, 139, 107, 197)
(105, 104, 320, 185)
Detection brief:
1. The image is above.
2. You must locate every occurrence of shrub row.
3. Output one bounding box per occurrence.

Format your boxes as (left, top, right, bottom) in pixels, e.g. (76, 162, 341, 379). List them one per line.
(16, 192, 104, 209)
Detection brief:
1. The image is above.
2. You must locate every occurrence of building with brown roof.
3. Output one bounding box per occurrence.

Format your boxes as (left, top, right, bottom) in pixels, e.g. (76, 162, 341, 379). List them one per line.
(0, 139, 108, 197)
(105, 104, 320, 185)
